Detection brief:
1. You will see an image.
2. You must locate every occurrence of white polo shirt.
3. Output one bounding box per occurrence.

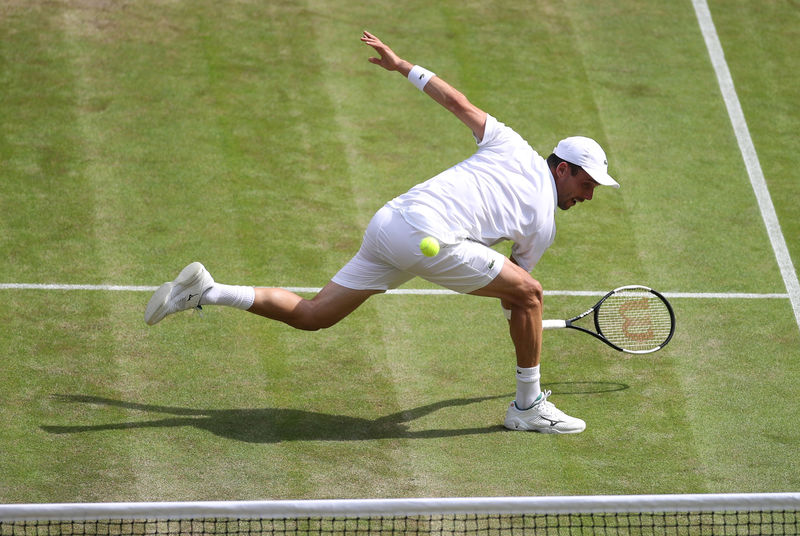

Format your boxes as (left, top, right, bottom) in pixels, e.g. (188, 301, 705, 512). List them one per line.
(386, 114, 557, 272)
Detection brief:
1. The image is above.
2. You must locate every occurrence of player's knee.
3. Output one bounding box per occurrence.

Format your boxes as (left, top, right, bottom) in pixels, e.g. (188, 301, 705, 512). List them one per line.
(291, 319, 321, 331)
(529, 279, 544, 309)
(517, 278, 544, 311)
(290, 315, 335, 331)
(498, 276, 542, 313)
(309, 316, 340, 331)
(289, 304, 341, 331)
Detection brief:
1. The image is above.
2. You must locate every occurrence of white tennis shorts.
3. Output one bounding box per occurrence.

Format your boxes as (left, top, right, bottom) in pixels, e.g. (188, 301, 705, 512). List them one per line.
(332, 206, 506, 294)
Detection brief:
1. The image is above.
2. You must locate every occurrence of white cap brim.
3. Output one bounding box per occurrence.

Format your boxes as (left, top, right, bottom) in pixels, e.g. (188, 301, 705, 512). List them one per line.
(584, 166, 620, 189)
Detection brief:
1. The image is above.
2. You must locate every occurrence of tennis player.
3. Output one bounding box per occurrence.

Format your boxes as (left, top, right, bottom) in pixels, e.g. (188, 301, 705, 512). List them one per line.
(145, 32, 619, 434)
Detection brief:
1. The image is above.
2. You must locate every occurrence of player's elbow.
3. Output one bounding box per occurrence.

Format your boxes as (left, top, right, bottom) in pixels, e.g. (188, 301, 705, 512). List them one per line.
(446, 94, 486, 140)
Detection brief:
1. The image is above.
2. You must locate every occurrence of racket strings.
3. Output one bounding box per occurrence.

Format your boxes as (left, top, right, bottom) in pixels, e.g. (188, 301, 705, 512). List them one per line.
(596, 290, 673, 352)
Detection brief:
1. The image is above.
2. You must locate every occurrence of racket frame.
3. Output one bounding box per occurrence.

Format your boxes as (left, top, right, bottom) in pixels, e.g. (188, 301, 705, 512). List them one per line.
(542, 285, 676, 354)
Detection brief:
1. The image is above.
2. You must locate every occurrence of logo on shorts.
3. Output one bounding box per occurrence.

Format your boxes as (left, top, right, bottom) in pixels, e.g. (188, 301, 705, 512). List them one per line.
(488, 259, 495, 271)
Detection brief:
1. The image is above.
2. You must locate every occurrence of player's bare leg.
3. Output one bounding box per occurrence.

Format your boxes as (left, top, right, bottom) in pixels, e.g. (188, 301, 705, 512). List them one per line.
(470, 259, 543, 368)
(471, 258, 585, 433)
(145, 263, 381, 331)
(248, 281, 383, 331)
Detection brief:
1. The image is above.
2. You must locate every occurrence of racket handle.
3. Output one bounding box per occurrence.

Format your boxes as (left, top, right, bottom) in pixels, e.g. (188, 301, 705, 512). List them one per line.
(542, 319, 567, 330)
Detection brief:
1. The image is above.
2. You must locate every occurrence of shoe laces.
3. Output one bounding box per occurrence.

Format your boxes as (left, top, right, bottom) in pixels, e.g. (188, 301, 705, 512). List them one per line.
(534, 390, 567, 419)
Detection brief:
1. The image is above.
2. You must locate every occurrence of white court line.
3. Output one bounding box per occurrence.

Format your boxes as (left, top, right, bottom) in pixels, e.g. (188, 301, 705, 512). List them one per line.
(0, 283, 789, 300)
(0, 284, 158, 292)
(692, 0, 800, 332)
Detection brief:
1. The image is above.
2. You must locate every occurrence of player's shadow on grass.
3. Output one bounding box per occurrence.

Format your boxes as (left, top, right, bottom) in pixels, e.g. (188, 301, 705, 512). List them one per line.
(42, 382, 627, 443)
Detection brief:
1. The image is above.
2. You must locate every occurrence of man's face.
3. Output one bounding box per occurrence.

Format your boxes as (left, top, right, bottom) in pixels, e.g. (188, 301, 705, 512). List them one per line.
(554, 163, 600, 210)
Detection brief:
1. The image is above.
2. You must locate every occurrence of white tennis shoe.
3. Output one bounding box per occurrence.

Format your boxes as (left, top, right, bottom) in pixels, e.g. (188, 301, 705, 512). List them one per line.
(144, 262, 215, 325)
(504, 390, 586, 434)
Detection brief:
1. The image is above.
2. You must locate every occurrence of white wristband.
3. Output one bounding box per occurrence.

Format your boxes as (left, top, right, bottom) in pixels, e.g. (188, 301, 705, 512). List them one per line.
(408, 65, 436, 91)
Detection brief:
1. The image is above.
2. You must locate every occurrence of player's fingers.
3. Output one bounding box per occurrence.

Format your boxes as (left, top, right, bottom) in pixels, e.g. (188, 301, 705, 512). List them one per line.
(361, 34, 385, 50)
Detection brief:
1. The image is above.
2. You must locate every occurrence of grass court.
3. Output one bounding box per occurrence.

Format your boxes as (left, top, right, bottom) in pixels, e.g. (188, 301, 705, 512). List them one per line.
(1, 0, 798, 502)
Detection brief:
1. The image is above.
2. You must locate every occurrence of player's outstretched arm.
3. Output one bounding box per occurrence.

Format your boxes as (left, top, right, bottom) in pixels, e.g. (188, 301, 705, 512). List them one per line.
(361, 31, 487, 141)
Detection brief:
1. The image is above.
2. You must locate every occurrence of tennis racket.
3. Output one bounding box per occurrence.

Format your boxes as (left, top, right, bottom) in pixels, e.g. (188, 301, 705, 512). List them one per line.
(542, 285, 675, 354)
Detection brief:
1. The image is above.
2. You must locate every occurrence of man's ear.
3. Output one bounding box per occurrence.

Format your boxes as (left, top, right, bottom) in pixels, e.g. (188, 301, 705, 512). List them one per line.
(553, 161, 569, 182)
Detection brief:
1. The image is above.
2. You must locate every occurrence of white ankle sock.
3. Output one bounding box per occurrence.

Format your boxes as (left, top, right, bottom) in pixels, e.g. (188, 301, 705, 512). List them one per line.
(200, 284, 255, 310)
(515, 365, 541, 409)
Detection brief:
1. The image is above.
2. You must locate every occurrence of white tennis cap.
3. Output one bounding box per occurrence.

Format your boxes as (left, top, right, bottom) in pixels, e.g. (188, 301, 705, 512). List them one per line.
(553, 136, 619, 188)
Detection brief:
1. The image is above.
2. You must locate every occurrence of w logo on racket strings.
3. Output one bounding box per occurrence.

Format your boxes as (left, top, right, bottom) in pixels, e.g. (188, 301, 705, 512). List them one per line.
(618, 297, 655, 342)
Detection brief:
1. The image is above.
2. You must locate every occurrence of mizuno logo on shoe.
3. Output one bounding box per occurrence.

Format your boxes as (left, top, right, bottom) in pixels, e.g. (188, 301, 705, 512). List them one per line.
(187, 293, 198, 302)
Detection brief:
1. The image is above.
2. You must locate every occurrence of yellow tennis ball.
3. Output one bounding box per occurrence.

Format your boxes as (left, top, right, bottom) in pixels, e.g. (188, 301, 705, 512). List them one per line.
(419, 236, 440, 257)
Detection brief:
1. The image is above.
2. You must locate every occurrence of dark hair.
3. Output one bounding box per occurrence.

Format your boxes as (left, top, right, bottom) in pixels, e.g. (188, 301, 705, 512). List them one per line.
(546, 153, 581, 176)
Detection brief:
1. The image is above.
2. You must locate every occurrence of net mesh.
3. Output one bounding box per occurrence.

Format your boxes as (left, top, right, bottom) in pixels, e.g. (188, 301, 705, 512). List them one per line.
(595, 288, 674, 353)
(2, 508, 798, 536)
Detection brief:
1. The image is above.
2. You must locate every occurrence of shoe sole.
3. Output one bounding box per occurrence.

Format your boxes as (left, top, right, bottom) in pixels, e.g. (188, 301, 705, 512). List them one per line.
(504, 418, 586, 434)
(144, 262, 206, 326)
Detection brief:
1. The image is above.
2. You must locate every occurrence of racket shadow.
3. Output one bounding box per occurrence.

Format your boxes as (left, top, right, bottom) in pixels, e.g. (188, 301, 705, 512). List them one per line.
(546, 381, 629, 395)
(41, 393, 513, 443)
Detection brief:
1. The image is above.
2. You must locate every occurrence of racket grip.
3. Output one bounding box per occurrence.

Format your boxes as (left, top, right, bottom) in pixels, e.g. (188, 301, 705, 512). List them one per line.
(542, 319, 567, 330)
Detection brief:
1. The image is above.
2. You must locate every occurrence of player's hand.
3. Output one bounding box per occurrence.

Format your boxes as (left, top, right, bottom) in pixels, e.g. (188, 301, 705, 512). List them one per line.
(361, 31, 407, 73)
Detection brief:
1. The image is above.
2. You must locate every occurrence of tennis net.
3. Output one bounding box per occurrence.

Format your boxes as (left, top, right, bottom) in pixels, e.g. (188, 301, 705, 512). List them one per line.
(1, 494, 798, 536)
